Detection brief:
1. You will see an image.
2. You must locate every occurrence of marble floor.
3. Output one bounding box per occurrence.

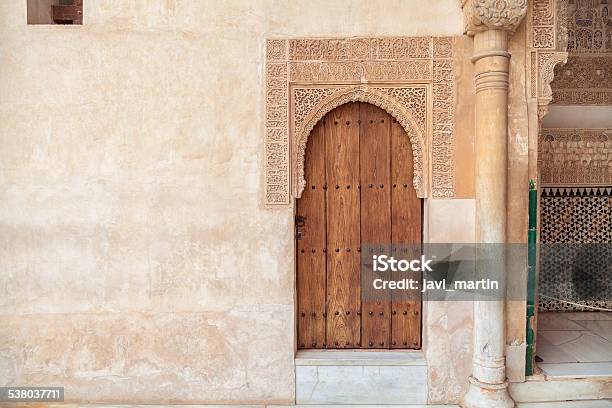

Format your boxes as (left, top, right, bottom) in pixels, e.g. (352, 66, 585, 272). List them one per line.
(536, 311, 612, 378)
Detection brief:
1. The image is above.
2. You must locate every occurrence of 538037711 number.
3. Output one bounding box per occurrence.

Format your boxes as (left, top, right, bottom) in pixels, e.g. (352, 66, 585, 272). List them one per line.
(0, 387, 64, 402)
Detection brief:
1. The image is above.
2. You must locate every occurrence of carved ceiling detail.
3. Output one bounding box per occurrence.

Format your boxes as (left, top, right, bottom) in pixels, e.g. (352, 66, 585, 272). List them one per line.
(264, 37, 456, 207)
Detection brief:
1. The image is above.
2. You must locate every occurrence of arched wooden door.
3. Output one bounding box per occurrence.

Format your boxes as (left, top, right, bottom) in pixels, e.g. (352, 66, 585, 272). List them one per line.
(296, 102, 422, 350)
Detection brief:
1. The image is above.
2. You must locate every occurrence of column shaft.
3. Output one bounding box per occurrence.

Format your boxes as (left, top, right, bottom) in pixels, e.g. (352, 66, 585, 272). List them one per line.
(463, 29, 514, 408)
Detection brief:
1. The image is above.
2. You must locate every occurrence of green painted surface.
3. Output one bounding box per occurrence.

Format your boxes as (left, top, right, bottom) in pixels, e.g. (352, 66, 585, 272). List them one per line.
(526, 179, 537, 376)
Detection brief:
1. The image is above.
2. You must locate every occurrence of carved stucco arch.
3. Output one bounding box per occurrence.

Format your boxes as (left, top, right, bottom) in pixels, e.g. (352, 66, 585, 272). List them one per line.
(293, 86, 427, 199)
(264, 37, 456, 207)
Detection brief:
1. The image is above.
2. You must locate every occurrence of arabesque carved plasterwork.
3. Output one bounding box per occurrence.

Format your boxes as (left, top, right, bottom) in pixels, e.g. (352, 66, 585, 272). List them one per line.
(539, 128, 612, 186)
(292, 86, 427, 199)
(538, 51, 569, 106)
(566, 0, 612, 54)
(528, 0, 570, 118)
(550, 0, 612, 105)
(552, 56, 612, 105)
(264, 37, 456, 206)
(531, 0, 569, 50)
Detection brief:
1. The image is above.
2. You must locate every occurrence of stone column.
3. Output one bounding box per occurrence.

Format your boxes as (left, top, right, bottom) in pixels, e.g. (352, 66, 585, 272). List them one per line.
(460, 1, 527, 408)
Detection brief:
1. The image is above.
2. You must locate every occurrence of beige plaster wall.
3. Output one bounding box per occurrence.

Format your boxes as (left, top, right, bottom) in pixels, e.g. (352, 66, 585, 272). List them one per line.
(0, 0, 463, 404)
(542, 105, 612, 128)
(425, 199, 475, 404)
(452, 37, 476, 199)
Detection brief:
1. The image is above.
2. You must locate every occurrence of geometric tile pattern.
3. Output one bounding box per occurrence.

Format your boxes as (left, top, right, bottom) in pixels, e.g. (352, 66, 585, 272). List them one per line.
(539, 187, 612, 311)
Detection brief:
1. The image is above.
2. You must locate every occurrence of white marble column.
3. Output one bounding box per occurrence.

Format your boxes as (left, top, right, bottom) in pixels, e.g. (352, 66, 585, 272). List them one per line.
(460, 1, 527, 408)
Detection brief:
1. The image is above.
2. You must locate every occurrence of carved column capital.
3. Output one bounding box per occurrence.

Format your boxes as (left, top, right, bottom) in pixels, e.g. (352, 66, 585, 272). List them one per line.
(461, 0, 528, 35)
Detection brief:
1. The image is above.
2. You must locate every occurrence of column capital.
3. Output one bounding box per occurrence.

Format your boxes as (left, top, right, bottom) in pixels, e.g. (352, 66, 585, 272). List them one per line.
(461, 0, 528, 36)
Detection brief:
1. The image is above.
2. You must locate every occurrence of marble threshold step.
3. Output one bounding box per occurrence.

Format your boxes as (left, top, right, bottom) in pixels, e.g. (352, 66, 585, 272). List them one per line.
(510, 376, 612, 402)
(539, 362, 612, 379)
(295, 350, 427, 405)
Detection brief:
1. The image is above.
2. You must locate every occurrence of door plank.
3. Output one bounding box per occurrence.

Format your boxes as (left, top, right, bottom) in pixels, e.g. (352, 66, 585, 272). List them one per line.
(359, 103, 392, 349)
(390, 116, 422, 349)
(296, 120, 327, 349)
(325, 103, 361, 348)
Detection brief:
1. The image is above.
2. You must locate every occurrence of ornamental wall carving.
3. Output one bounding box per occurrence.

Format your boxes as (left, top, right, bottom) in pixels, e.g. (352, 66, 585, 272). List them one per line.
(528, 0, 570, 117)
(264, 37, 456, 207)
(538, 128, 612, 186)
(550, 0, 612, 105)
(552, 55, 612, 104)
(461, 0, 528, 34)
(566, 0, 612, 54)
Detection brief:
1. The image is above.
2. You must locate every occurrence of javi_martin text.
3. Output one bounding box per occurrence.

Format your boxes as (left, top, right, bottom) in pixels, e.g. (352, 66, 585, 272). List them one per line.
(372, 278, 500, 292)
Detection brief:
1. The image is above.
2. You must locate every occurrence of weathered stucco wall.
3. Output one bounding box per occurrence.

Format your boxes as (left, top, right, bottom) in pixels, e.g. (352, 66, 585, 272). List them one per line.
(0, 0, 463, 404)
(425, 199, 475, 404)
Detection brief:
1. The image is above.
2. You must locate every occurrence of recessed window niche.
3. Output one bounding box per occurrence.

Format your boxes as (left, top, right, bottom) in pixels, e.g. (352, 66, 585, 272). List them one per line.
(27, 0, 82, 25)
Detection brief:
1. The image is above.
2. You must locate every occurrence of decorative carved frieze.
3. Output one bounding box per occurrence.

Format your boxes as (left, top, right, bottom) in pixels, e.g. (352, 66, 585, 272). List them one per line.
(549, 0, 612, 105)
(528, 0, 569, 115)
(289, 60, 433, 83)
(552, 55, 612, 105)
(538, 128, 612, 186)
(432, 59, 455, 198)
(566, 0, 612, 54)
(288, 37, 434, 61)
(531, 1, 569, 54)
(461, 0, 528, 34)
(264, 37, 456, 207)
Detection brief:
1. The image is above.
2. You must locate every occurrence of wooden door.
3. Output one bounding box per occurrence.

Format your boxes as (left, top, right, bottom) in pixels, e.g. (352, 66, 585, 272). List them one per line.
(296, 102, 422, 350)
